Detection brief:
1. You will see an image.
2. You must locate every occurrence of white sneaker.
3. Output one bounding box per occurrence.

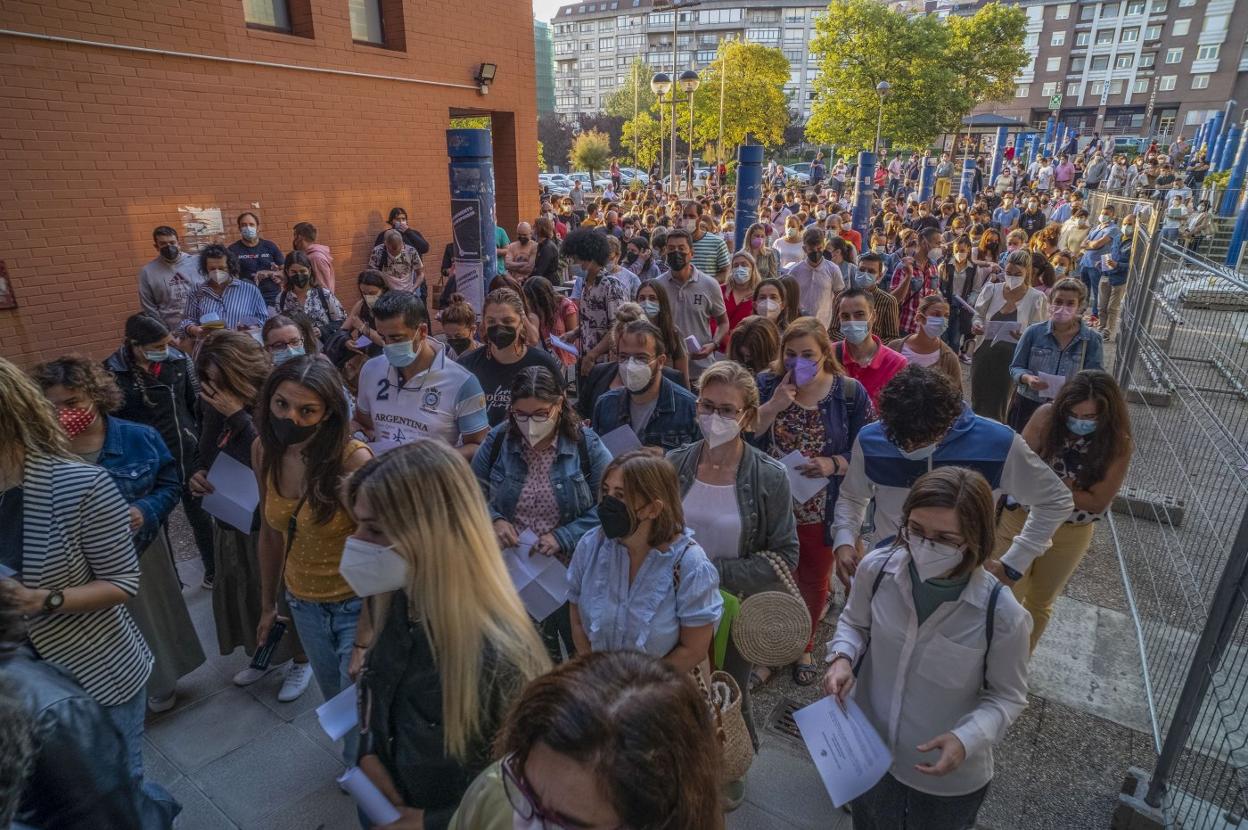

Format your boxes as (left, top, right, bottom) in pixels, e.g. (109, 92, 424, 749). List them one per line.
(147, 692, 177, 713)
(232, 661, 282, 687)
(278, 662, 313, 702)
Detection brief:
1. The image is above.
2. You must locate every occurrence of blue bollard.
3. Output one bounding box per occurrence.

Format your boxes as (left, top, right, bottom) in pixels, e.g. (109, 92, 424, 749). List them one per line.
(959, 157, 977, 202)
(918, 157, 936, 203)
(1219, 123, 1248, 217)
(1043, 117, 1056, 157)
(989, 126, 1008, 186)
(851, 151, 876, 245)
(446, 128, 497, 313)
(733, 144, 764, 252)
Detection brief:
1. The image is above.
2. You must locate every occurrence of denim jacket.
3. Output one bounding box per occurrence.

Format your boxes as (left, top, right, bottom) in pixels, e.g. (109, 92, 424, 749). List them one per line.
(753, 373, 872, 545)
(96, 416, 182, 552)
(471, 423, 612, 557)
(667, 441, 799, 597)
(1009, 321, 1104, 403)
(590, 377, 701, 452)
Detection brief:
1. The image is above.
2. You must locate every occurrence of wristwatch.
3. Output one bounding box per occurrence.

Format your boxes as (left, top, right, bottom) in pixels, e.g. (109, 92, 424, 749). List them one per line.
(1002, 564, 1023, 582)
(828, 650, 853, 668)
(42, 589, 64, 614)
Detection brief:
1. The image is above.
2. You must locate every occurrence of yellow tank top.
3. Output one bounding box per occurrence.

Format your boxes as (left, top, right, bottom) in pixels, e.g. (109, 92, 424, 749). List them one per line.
(264, 439, 368, 603)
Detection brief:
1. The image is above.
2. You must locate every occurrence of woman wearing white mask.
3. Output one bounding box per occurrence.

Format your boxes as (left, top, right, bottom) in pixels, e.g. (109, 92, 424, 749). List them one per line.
(754, 318, 872, 686)
(719, 251, 760, 338)
(824, 467, 1030, 830)
(887, 295, 962, 393)
(745, 221, 780, 281)
(773, 215, 806, 268)
(752, 277, 799, 332)
(347, 440, 550, 830)
(970, 249, 1048, 423)
(180, 244, 268, 342)
(471, 366, 611, 662)
(668, 361, 798, 763)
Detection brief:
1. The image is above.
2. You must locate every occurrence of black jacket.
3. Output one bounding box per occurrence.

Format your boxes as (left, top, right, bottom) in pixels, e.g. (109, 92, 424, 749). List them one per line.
(358, 592, 522, 830)
(104, 346, 201, 482)
(5, 651, 179, 829)
(373, 227, 431, 257)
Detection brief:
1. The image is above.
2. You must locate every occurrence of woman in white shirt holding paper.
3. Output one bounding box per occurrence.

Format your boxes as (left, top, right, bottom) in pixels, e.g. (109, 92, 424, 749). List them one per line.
(823, 467, 1030, 830)
(970, 249, 1048, 423)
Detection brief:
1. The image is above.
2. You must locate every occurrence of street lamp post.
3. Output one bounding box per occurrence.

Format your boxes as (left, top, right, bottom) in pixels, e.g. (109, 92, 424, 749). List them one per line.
(680, 70, 700, 196)
(632, 61, 639, 169)
(652, 72, 669, 182)
(874, 80, 891, 157)
(652, 71, 697, 195)
(717, 46, 727, 184)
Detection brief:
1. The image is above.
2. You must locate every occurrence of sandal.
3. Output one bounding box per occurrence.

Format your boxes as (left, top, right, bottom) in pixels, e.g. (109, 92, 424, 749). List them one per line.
(792, 658, 820, 686)
(749, 666, 773, 692)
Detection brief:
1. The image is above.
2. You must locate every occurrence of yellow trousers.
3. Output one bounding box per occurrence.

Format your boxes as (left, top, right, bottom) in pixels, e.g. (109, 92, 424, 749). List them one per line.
(992, 506, 1094, 652)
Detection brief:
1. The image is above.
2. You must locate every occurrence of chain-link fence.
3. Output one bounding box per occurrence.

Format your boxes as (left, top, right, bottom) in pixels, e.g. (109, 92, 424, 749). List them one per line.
(1098, 189, 1248, 829)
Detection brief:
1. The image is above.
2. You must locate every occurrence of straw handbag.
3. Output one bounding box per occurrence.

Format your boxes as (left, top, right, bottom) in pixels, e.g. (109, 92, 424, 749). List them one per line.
(731, 551, 809, 667)
(692, 664, 754, 782)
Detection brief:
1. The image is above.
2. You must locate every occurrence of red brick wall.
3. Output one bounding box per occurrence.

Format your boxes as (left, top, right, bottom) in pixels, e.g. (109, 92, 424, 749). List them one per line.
(0, 0, 539, 366)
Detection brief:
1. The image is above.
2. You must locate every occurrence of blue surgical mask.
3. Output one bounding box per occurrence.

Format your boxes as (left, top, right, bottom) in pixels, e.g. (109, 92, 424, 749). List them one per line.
(143, 348, 169, 363)
(273, 345, 305, 365)
(1066, 416, 1097, 436)
(640, 300, 661, 318)
(383, 339, 419, 368)
(853, 272, 875, 289)
(240, 226, 259, 241)
(841, 321, 870, 345)
(922, 317, 948, 338)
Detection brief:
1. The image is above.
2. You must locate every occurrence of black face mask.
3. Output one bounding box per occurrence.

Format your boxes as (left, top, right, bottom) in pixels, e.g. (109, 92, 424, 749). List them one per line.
(288, 272, 311, 288)
(666, 251, 688, 272)
(447, 336, 472, 354)
(807, 250, 823, 264)
(160, 244, 179, 261)
(518, 236, 530, 245)
(272, 416, 318, 447)
(624, 252, 639, 265)
(598, 495, 635, 540)
(487, 324, 518, 349)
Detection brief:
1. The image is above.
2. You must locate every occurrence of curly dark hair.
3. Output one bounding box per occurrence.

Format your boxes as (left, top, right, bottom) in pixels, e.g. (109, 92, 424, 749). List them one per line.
(198, 243, 239, 278)
(506, 365, 580, 445)
(877, 365, 964, 451)
(32, 356, 124, 414)
(561, 228, 611, 267)
(1040, 370, 1132, 491)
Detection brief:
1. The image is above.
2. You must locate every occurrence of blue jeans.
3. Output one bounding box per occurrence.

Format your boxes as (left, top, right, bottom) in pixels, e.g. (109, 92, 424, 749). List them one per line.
(286, 592, 361, 760)
(1080, 266, 1101, 315)
(105, 685, 179, 810)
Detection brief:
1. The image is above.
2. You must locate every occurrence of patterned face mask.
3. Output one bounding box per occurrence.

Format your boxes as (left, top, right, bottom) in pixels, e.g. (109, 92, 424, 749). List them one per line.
(57, 406, 97, 439)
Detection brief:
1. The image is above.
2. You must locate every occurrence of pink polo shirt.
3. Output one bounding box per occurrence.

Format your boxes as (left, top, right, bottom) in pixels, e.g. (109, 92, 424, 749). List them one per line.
(836, 336, 908, 408)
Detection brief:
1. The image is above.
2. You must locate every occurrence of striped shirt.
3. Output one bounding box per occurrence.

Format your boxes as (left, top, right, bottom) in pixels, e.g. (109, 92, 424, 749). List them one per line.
(692, 231, 730, 278)
(21, 455, 152, 706)
(180, 279, 269, 335)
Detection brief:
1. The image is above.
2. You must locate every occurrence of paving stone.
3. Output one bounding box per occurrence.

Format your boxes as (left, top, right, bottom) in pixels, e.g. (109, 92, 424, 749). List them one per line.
(291, 707, 347, 762)
(146, 686, 283, 773)
(243, 779, 359, 830)
(742, 742, 844, 829)
(241, 661, 326, 722)
(166, 778, 237, 830)
(142, 737, 183, 790)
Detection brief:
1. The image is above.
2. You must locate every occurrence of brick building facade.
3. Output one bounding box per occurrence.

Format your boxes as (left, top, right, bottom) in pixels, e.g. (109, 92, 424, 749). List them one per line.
(0, 0, 539, 365)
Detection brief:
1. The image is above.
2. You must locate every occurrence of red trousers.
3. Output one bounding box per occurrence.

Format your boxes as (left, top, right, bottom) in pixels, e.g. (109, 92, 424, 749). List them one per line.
(796, 522, 836, 654)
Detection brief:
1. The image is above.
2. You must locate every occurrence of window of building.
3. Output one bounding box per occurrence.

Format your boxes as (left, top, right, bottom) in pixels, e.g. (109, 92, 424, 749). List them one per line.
(349, 0, 382, 43)
(1046, 56, 1062, 71)
(1076, 32, 1090, 46)
(244, 0, 303, 34)
(1101, 1, 1120, 17)
(1015, 84, 1030, 97)
(557, 95, 576, 108)
(1120, 27, 1138, 42)
(1125, 0, 1145, 13)
(618, 34, 643, 49)
(1024, 32, 1039, 48)
(581, 41, 592, 51)
(783, 8, 806, 23)
(1132, 78, 1148, 92)
(1079, 4, 1096, 20)
(1067, 81, 1081, 95)
(1056, 3, 1071, 19)
(616, 56, 630, 67)
(580, 77, 595, 89)
(1115, 53, 1133, 68)
(784, 27, 805, 42)
(1139, 51, 1155, 67)
(648, 11, 673, 25)
(1042, 81, 1058, 96)
(1159, 75, 1176, 90)
(696, 50, 716, 62)
(1052, 31, 1066, 46)
(556, 41, 575, 54)
(1145, 24, 1161, 39)
(1150, 0, 1166, 9)
(1201, 14, 1229, 35)
(599, 36, 615, 49)
(1176, 0, 1194, 6)
(599, 18, 614, 30)
(579, 22, 594, 32)
(1071, 56, 1086, 71)
(1191, 74, 1209, 89)
(598, 76, 613, 88)
(1090, 80, 1104, 94)
(1165, 47, 1183, 63)
(676, 34, 690, 46)
(1196, 44, 1220, 61)
(746, 28, 780, 42)
(1110, 79, 1123, 93)
(1171, 18, 1190, 36)
(783, 48, 802, 62)
(1091, 54, 1110, 70)
(749, 8, 780, 23)
(582, 58, 596, 69)
(1095, 29, 1114, 45)
(699, 8, 743, 24)
(582, 95, 595, 107)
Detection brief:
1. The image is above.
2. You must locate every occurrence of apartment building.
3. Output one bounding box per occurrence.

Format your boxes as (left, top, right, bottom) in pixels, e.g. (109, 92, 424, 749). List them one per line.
(977, 0, 1248, 140)
(536, 19, 558, 114)
(551, 0, 829, 118)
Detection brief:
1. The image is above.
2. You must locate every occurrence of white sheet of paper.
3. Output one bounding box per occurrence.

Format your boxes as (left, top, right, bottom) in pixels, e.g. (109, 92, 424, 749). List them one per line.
(793, 696, 892, 809)
(503, 543, 570, 622)
(200, 453, 260, 533)
(955, 295, 976, 315)
(984, 320, 1020, 346)
(599, 424, 643, 458)
(550, 334, 579, 356)
(685, 334, 702, 354)
(337, 767, 401, 825)
(517, 528, 539, 558)
(315, 683, 358, 741)
(778, 450, 829, 504)
(1037, 371, 1067, 400)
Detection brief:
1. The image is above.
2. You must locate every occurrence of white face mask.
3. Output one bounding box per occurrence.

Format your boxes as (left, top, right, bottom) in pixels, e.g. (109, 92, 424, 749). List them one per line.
(618, 357, 654, 393)
(731, 267, 751, 285)
(898, 441, 939, 461)
(1004, 273, 1024, 290)
(209, 269, 230, 285)
(683, 218, 698, 233)
(697, 412, 742, 448)
(908, 534, 967, 583)
(338, 536, 409, 597)
(518, 415, 558, 446)
(756, 298, 780, 319)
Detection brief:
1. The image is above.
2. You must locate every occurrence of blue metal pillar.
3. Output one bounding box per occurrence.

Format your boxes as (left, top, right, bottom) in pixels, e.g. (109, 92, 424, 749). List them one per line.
(1043, 117, 1056, 156)
(446, 128, 497, 313)
(1208, 112, 1226, 156)
(989, 126, 1008, 186)
(959, 157, 977, 201)
(1216, 124, 1241, 172)
(851, 151, 876, 245)
(733, 143, 764, 252)
(1219, 124, 1248, 217)
(1225, 186, 1248, 266)
(918, 156, 936, 203)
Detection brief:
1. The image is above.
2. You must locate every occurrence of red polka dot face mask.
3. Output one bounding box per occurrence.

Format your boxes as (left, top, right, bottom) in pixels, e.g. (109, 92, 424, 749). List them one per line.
(57, 406, 97, 439)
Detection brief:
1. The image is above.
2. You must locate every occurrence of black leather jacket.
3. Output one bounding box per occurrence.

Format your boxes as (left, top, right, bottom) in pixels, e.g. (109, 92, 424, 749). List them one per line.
(104, 345, 201, 483)
(357, 593, 522, 830)
(5, 650, 179, 829)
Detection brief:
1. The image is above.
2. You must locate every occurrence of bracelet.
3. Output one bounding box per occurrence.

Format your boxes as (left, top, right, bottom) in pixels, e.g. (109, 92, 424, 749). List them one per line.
(353, 643, 368, 650)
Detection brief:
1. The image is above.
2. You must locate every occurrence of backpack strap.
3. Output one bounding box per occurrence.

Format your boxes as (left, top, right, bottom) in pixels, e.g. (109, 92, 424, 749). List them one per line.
(577, 432, 592, 479)
(983, 582, 1003, 690)
(852, 547, 898, 677)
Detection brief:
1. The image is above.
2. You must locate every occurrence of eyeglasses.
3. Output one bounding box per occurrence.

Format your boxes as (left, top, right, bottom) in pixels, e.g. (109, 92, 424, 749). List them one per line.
(696, 400, 744, 418)
(502, 754, 615, 830)
(267, 337, 303, 352)
(512, 409, 555, 423)
(619, 354, 655, 363)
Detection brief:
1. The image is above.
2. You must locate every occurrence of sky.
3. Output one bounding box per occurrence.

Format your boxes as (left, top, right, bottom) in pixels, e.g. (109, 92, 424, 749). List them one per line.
(533, 0, 565, 22)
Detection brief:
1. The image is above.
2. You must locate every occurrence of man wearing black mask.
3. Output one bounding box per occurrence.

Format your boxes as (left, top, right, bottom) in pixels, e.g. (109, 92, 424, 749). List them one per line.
(503, 222, 539, 282)
(138, 225, 201, 335)
(654, 229, 730, 381)
(625, 237, 659, 281)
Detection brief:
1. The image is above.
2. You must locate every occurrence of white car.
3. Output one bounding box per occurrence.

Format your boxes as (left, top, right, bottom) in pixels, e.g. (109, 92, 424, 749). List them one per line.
(620, 167, 649, 185)
(784, 166, 811, 184)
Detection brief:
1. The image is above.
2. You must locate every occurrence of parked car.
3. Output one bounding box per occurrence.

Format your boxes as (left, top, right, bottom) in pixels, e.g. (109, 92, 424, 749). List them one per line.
(791, 162, 813, 177)
(547, 173, 573, 188)
(784, 166, 811, 184)
(619, 167, 649, 185)
(1111, 135, 1147, 155)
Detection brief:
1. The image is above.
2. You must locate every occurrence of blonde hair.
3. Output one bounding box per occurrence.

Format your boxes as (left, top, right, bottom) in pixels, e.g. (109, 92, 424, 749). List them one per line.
(773, 316, 844, 377)
(1005, 249, 1034, 285)
(698, 361, 761, 431)
(0, 357, 72, 465)
(729, 250, 760, 293)
(602, 451, 685, 548)
(348, 442, 551, 759)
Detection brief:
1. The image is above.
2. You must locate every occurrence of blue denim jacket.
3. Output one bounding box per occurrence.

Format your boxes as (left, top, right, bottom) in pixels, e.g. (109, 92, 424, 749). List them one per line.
(96, 416, 182, 552)
(1009, 321, 1105, 402)
(591, 377, 701, 452)
(471, 423, 613, 557)
(753, 373, 873, 545)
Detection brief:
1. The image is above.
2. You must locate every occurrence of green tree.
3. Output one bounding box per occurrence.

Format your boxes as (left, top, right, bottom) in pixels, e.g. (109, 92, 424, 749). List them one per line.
(604, 58, 657, 120)
(569, 129, 612, 181)
(943, 3, 1030, 155)
(621, 111, 662, 169)
(672, 41, 791, 159)
(448, 115, 492, 130)
(538, 140, 546, 171)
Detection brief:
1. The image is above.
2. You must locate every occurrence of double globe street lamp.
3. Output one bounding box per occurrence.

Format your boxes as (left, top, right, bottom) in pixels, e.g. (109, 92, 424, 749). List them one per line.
(652, 69, 701, 196)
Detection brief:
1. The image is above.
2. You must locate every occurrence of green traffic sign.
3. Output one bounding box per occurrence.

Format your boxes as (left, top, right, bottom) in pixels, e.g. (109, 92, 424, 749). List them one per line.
(1049, 93, 1063, 110)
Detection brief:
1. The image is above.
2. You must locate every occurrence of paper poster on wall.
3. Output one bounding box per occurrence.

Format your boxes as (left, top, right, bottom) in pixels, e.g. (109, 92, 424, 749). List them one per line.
(0, 260, 15, 309)
(179, 206, 226, 252)
(451, 197, 484, 313)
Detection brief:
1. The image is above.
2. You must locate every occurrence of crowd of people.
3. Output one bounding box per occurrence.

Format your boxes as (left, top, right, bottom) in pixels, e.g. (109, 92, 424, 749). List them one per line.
(2, 128, 1168, 830)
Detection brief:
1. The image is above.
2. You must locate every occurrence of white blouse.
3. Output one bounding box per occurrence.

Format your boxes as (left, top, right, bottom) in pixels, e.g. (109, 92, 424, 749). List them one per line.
(682, 479, 743, 562)
(972, 282, 1049, 330)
